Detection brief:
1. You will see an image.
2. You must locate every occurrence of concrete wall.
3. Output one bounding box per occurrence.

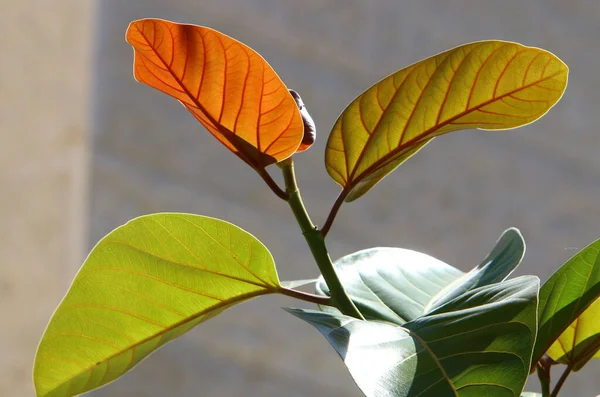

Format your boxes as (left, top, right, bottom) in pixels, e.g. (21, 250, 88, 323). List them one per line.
(3, 0, 600, 396)
(0, 1, 93, 396)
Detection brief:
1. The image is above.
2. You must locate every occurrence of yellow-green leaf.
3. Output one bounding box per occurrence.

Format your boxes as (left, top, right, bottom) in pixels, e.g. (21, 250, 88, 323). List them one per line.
(546, 297, 600, 371)
(34, 213, 281, 397)
(325, 40, 568, 201)
(533, 239, 600, 367)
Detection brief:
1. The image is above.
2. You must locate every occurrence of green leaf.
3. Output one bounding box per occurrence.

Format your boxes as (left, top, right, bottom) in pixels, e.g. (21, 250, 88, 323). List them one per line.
(291, 276, 540, 397)
(34, 213, 281, 397)
(325, 41, 568, 201)
(315, 247, 464, 324)
(316, 229, 524, 324)
(532, 239, 600, 366)
(546, 297, 600, 371)
(427, 228, 525, 310)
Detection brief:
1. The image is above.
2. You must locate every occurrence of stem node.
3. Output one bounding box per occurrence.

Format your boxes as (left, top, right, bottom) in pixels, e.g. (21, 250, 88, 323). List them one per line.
(280, 159, 363, 320)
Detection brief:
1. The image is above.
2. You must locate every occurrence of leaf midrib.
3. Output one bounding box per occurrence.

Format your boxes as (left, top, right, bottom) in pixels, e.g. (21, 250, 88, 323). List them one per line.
(37, 288, 275, 397)
(100, 239, 270, 289)
(404, 326, 459, 396)
(341, 65, 566, 195)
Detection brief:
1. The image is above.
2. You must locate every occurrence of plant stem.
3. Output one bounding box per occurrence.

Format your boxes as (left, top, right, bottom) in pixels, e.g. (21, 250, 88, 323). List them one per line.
(321, 190, 347, 237)
(279, 158, 364, 319)
(550, 366, 572, 397)
(259, 168, 289, 200)
(280, 287, 334, 306)
(536, 362, 551, 397)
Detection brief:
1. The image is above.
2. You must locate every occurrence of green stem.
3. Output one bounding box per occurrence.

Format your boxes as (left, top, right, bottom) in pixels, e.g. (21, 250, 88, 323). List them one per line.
(550, 365, 572, 397)
(279, 158, 364, 319)
(536, 362, 551, 397)
(321, 190, 347, 237)
(258, 168, 289, 200)
(279, 287, 334, 306)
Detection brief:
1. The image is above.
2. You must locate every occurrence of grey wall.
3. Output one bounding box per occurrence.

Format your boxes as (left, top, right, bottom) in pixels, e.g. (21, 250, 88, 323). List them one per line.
(96, 0, 600, 396)
(0, 1, 92, 396)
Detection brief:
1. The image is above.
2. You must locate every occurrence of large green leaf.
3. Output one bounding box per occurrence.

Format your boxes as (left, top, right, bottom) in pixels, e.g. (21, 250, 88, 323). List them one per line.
(546, 297, 600, 370)
(316, 229, 524, 324)
(325, 41, 568, 201)
(34, 213, 281, 397)
(532, 239, 600, 366)
(316, 247, 464, 324)
(291, 276, 540, 397)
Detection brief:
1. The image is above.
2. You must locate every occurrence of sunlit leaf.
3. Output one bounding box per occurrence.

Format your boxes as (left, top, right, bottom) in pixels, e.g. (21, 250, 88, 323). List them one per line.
(34, 213, 281, 397)
(532, 239, 600, 367)
(126, 18, 304, 170)
(316, 229, 523, 324)
(521, 393, 542, 397)
(546, 297, 600, 371)
(325, 40, 568, 201)
(291, 276, 539, 397)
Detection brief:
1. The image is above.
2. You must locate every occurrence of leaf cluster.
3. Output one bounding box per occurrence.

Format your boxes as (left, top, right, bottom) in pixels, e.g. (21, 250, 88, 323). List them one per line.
(33, 18, 600, 397)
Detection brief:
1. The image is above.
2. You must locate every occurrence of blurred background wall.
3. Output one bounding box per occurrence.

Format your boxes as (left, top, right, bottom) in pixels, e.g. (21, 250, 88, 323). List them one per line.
(1, 1, 92, 396)
(2, 0, 600, 396)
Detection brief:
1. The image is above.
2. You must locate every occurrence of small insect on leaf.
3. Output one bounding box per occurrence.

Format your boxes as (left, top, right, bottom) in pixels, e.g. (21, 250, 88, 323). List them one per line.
(126, 18, 304, 170)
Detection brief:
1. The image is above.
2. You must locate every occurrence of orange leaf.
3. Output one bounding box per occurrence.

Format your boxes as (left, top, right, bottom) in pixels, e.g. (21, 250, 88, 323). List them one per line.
(126, 18, 304, 169)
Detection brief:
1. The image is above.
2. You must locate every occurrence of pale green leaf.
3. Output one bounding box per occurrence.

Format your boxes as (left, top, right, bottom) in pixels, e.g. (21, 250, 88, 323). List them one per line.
(427, 227, 524, 310)
(316, 247, 463, 324)
(316, 229, 524, 324)
(291, 276, 540, 397)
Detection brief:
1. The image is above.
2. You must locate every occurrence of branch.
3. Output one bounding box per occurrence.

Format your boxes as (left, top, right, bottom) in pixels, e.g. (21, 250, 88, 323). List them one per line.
(258, 168, 288, 200)
(280, 287, 333, 306)
(536, 360, 551, 397)
(280, 159, 363, 319)
(321, 190, 347, 237)
(550, 365, 572, 397)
